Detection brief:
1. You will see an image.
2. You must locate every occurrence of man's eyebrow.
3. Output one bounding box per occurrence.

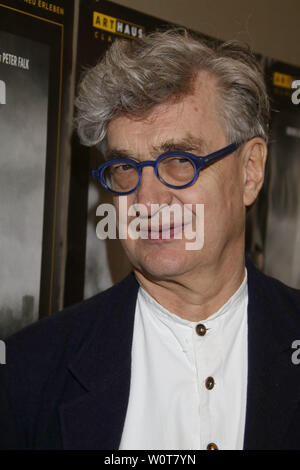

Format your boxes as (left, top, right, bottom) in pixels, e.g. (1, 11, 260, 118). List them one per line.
(151, 136, 205, 155)
(106, 148, 134, 160)
(106, 136, 205, 160)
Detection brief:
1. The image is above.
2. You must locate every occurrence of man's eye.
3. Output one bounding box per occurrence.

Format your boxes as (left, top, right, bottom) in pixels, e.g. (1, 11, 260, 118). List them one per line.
(162, 156, 191, 165)
(114, 164, 134, 172)
(174, 157, 191, 164)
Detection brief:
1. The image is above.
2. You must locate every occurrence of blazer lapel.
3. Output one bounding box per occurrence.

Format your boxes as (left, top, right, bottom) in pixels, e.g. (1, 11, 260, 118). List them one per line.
(243, 259, 300, 449)
(59, 273, 139, 450)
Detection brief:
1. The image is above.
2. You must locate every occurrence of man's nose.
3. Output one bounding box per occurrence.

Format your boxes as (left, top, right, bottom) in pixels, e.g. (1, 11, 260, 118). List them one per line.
(135, 166, 173, 208)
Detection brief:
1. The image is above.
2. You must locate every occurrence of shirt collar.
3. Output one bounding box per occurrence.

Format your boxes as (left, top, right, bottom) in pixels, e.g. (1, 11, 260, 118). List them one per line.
(138, 268, 248, 336)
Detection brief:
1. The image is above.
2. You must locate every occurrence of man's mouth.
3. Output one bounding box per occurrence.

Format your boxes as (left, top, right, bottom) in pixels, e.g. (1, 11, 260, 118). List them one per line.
(141, 223, 184, 240)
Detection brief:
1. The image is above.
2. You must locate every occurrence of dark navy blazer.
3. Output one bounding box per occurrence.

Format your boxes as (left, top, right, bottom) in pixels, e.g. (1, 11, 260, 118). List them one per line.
(1, 257, 300, 450)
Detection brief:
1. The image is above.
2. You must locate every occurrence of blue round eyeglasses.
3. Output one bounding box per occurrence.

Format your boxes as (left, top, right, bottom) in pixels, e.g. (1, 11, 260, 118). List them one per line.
(92, 142, 241, 195)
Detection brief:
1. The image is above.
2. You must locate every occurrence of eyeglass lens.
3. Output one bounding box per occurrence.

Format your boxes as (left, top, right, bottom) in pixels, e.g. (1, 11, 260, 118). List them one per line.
(103, 162, 139, 193)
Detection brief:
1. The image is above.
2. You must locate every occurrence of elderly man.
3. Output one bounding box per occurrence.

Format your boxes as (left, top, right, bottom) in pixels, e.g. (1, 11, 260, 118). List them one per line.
(1, 30, 300, 451)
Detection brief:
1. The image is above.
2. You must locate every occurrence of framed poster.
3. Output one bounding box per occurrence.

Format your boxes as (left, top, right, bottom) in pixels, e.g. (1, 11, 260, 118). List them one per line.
(0, 1, 74, 337)
(262, 60, 300, 288)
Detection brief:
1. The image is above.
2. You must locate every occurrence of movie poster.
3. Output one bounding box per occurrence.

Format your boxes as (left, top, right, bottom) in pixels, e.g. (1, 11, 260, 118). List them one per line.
(262, 61, 300, 288)
(65, 0, 212, 305)
(0, 31, 49, 338)
(0, 1, 74, 337)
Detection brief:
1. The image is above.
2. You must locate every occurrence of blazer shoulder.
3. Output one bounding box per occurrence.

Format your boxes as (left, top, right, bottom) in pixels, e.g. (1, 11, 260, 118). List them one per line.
(0, 273, 138, 449)
(3, 272, 138, 372)
(260, 270, 300, 309)
(247, 259, 300, 332)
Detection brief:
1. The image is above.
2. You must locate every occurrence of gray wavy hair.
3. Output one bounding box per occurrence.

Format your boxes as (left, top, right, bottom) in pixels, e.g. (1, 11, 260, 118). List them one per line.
(75, 29, 270, 147)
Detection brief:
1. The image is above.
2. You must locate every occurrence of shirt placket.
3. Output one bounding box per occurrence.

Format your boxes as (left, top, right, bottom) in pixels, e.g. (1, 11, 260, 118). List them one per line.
(192, 318, 223, 450)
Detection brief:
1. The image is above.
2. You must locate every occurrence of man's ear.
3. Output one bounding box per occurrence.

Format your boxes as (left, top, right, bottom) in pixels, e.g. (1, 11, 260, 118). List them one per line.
(242, 137, 268, 207)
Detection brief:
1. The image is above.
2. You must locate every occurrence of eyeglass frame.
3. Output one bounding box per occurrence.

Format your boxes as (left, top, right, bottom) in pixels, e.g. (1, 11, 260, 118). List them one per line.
(92, 141, 242, 196)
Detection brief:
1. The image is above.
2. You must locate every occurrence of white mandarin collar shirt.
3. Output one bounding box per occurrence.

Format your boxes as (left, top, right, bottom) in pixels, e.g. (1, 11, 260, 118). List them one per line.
(119, 269, 248, 451)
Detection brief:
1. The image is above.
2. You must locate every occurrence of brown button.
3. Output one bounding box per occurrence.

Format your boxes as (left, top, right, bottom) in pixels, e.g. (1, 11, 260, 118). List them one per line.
(205, 376, 215, 390)
(196, 324, 207, 336)
(207, 442, 219, 450)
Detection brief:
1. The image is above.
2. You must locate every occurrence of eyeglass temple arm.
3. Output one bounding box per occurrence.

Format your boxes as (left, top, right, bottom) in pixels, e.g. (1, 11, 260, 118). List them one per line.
(202, 142, 241, 166)
(92, 169, 100, 179)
